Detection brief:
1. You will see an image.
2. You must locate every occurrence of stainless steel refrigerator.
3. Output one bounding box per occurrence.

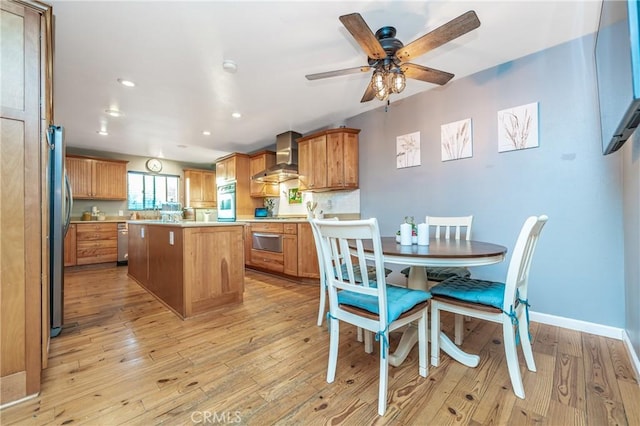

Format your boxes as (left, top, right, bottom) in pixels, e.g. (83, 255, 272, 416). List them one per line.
(48, 125, 72, 337)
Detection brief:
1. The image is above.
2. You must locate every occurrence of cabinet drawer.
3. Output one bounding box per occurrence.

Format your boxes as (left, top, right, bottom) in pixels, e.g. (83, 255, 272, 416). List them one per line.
(283, 224, 297, 234)
(76, 246, 117, 264)
(76, 230, 118, 241)
(251, 222, 284, 233)
(77, 240, 117, 250)
(250, 249, 284, 272)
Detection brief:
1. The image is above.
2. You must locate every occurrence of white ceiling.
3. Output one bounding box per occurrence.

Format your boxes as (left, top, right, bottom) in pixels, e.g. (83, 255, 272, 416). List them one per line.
(50, 1, 602, 166)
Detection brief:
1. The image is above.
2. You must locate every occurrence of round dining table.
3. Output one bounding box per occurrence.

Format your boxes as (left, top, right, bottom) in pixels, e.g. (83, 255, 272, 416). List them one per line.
(351, 237, 507, 367)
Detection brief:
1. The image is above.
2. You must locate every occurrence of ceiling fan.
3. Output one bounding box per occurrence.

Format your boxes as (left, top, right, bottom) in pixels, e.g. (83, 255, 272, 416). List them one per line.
(306, 11, 481, 103)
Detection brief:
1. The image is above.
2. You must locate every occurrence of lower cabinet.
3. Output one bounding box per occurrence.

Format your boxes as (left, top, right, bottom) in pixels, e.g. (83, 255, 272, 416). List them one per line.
(128, 223, 245, 318)
(75, 223, 118, 265)
(64, 224, 77, 266)
(246, 221, 319, 279)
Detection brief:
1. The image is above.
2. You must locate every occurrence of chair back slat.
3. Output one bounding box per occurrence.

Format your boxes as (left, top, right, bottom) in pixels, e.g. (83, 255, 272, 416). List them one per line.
(426, 215, 473, 241)
(503, 215, 548, 308)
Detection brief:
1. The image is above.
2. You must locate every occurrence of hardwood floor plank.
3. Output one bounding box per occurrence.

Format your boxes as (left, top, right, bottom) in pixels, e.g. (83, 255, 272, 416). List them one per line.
(1, 266, 637, 425)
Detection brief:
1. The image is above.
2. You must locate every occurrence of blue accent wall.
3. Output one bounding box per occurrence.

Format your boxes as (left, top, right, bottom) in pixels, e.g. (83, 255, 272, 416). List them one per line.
(347, 34, 628, 327)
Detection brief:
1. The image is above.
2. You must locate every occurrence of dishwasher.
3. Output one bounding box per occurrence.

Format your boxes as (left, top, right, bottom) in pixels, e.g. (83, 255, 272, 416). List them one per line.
(117, 222, 128, 265)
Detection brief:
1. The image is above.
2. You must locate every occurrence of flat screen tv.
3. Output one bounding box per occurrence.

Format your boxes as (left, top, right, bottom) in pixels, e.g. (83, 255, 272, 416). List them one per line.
(595, 0, 640, 155)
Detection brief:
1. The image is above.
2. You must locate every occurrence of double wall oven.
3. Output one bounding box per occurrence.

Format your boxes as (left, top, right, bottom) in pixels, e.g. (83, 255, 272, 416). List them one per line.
(217, 182, 236, 222)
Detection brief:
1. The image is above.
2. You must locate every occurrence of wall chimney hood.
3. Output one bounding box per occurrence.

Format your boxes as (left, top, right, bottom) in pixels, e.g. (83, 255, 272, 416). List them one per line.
(252, 131, 302, 183)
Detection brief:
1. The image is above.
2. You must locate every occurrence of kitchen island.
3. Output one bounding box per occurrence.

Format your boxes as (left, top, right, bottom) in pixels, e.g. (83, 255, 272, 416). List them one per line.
(127, 221, 245, 319)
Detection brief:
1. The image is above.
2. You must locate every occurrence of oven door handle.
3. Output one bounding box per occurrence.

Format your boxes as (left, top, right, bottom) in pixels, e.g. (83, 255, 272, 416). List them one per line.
(253, 233, 281, 238)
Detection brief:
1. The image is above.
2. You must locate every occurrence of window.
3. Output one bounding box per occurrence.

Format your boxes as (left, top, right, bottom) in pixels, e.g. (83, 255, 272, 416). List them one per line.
(127, 172, 179, 210)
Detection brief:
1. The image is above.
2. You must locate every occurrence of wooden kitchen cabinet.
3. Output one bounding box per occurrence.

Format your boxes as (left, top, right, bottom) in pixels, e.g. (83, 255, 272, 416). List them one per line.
(250, 150, 279, 197)
(75, 222, 118, 265)
(64, 224, 77, 266)
(184, 168, 216, 208)
(297, 128, 360, 191)
(66, 155, 128, 200)
(297, 222, 320, 279)
(283, 224, 298, 276)
(215, 155, 237, 184)
(128, 223, 149, 286)
(147, 225, 184, 315)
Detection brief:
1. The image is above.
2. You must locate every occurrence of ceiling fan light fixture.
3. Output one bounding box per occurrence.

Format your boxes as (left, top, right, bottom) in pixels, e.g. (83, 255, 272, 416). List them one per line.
(390, 69, 406, 94)
(372, 69, 387, 92)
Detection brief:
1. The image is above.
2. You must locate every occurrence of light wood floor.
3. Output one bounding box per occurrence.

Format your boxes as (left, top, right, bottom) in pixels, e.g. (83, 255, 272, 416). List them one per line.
(2, 265, 639, 425)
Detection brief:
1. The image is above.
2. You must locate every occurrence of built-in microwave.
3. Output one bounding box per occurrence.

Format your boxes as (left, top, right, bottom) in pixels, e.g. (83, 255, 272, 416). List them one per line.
(252, 232, 283, 253)
(217, 182, 236, 222)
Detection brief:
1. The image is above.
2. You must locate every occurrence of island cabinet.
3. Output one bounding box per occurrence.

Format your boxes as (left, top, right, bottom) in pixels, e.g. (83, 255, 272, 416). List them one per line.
(64, 224, 77, 266)
(128, 223, 149, 286)
(128, 223, 245, 319)
(65, 155, 128, 200)
(297, 128, 360, 191)
(249, 150, 279, 197)
(184, 168, 216, 208)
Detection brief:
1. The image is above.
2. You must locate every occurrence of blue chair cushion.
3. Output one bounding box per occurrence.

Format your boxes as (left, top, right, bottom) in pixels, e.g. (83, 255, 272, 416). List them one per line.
(400, 266, 470, 282)
(430, 276, 505, 309)
(337, 284, 431, 323)
(337, 264, 392, 283)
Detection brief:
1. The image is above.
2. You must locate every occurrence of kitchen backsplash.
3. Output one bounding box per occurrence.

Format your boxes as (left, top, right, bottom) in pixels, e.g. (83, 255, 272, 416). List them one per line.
(274, 180, 360, 217)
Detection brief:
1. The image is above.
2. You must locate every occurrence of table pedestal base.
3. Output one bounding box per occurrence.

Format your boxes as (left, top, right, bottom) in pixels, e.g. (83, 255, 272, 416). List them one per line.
(388, 324, 480, 368)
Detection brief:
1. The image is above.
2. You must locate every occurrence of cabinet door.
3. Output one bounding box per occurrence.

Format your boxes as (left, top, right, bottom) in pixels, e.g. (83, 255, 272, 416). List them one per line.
(64, 224, 77, 266)
(298, 141, 312, 190)
(148, 226, 184, 315)
(225, 157, 236, 181)
(283, 234, 298, 276)
(327, 131, 359, 188)
(128, 224, 149, 285)
(93, 160, 127, 199)
(66, 157, 92, 198)
(215, 160, 226, 185)
(185, 170, 204, 205)
(297, 223, 319, 278)
(309, 136, 327, 189)
(202, 171, 217, 205)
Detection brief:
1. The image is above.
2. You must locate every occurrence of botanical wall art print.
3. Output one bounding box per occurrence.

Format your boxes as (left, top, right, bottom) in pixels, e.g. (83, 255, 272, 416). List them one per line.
(441, 118, 473, 161)
(396, 131, 421, 169)
(497, 102, 539, 152)
(288, 188, 302, 204)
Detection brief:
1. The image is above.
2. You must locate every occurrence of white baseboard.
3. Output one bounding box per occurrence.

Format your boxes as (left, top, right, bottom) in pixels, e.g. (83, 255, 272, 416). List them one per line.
(530, 310, 640, 382)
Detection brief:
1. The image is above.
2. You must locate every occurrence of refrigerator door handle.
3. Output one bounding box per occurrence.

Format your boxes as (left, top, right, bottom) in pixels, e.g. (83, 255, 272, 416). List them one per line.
(64, 172, 73, 236)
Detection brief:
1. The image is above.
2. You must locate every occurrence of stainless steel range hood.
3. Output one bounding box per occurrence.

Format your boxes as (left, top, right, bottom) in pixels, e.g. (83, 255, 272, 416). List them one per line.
(252, 131, 302, 183)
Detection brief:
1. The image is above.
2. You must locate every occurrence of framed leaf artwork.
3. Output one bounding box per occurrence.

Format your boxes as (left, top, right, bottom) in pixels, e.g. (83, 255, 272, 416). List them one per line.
(441, 118, 473, 161)
(498, 102, 539, 152)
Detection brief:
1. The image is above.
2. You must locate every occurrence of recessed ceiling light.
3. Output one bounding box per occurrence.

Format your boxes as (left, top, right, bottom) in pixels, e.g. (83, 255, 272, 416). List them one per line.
(177, 144, 188, 148)
(117, 78, 135, 87)
(202, 130, 211, 136)
(231, 112, 241, 119)
(222, 60, 238, 73)
(97, 130, 109, 136)
(105, 109, 123, 117)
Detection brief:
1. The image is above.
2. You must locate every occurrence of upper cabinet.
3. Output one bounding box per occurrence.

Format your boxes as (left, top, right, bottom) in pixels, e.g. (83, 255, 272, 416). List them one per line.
(66, 155, 128, 200)
(250, 150, 279, 197)
(184, 169, 216, 208)
(215, 155, 237, 184)
(297, 128, 360, 192)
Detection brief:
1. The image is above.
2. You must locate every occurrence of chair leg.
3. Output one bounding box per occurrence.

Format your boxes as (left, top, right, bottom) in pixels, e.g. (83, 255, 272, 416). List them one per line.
(364, 330, 373, 354)
(357, 327, 363, 342)
(418, 309, 428, 377)
(454, 314, 464, 345)
(327, 317, 340, 383)
(502, 320, 525, 399)
(317, 280, 326, 326)
(518, 313, 537, 372)
(430, 301, 441, 367)
(377, 330, 389, 416)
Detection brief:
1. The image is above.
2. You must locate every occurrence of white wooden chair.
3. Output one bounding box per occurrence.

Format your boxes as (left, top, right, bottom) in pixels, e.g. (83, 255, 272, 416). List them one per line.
(401, 215, 473, 344)
(312, 218, 431, 416)
(311, 217, 391, 327)
(429, 215, 548, 399)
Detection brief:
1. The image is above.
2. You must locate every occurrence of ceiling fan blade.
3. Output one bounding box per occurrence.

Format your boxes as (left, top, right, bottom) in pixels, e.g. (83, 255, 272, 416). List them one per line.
(395, 10, 481, 62)
(360, 83, 375, 103)
(402, 63, 454, 86)
(306, 66, 371, 81)
(339, 13, 387, 60)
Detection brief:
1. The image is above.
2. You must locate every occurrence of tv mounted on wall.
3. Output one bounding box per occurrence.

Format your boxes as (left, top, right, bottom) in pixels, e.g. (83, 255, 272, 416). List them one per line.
(595, 0, 640, 155)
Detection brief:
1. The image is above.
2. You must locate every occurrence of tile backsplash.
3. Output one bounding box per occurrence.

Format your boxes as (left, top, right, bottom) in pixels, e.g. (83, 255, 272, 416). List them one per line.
(274, 180, 360, 217)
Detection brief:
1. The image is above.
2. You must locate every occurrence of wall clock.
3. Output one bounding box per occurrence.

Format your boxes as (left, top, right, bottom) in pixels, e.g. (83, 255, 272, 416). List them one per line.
(146, 158, 163, 173)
